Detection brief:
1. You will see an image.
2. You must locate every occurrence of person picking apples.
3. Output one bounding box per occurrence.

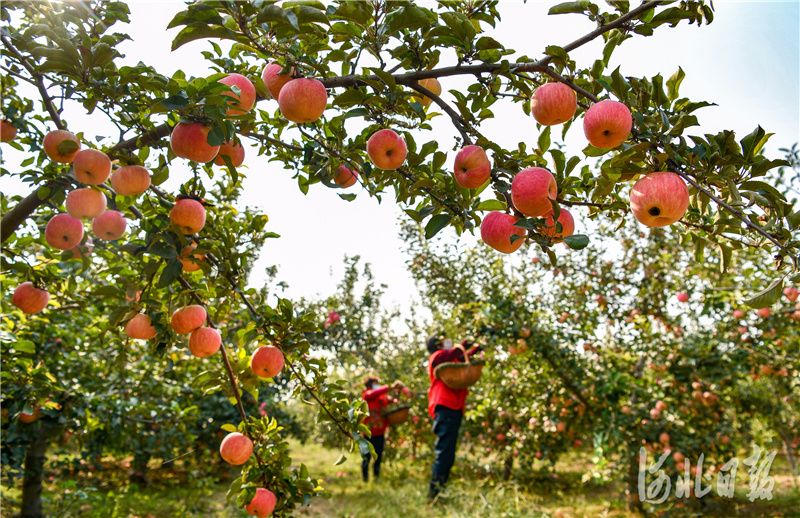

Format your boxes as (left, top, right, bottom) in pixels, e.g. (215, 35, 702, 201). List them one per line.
(360, 375, 399, 482)
(426, 334, 482, 501)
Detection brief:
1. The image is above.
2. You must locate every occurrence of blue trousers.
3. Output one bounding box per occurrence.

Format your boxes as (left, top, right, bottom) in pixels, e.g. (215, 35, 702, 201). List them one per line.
(429, 405, 463, 497)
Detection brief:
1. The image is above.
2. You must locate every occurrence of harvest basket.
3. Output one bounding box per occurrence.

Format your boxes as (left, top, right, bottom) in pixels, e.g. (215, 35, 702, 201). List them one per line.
(382, 405, 411, 425)
(433, 344, 486, 390)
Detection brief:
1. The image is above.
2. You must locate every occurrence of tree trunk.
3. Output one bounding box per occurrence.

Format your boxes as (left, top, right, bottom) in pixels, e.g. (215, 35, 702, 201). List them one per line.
(129, 450, 151, 486)
(20, 431, 49, 518)
(777, 428, 798, 480)
(626, 355, 646, 514)
(502, 451, 514, 481)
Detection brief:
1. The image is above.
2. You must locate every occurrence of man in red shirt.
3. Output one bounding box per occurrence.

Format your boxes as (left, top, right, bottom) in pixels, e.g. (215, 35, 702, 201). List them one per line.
(361, 376, 396, 482)
(426, 334, 482, 500)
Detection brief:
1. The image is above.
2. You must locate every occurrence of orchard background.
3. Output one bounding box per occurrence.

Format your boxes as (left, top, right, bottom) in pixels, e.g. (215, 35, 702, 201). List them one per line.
(1, 1, 799, 517)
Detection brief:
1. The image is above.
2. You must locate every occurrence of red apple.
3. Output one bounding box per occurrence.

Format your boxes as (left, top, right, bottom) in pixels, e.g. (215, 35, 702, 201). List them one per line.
(214, 139, 245, 167)
(1, 119, 17, 142)
(261, 62, 294, 100)
(583, 99, 632, 148)
(530, 83, 577, 126)
(251, 345, 284, 378)
(179, 243, 205, 272)
(333, 165, 358, 188)
(511, 167, 557, 217)
(65, 188, 106, 219)
(72, 149, 111, 185)
(219, 73, 256, 115)
(45, 213, 84, 250)
(480, 211, 526, 254)
(556, 422, 567, 433)
(219, 432, 253, 465)
(673, 451, 685, 463)
(170, 122, 220, 163)
(125, 313, 158, 340)
(245, 488, 277, 518)
(541, 208, 574, 243)
(784, 287, 799, 303)
(19, 406, 40, 424)
(278, 77, 328, 123)
(655, 400, 667, 412)
(757, 307, 771, 318)
(733, 309, 745, 319)
(92, 210, 127, 241)
(414, 77, 442, 109)
(110, 165, 151, 196)
(12, 282, 50, 314)
(169, 198, 206, 235)
(453, 145, 491, 189)
(676, 292, 689, 303)
(630, 172, 689, 227)
(171, 305, 207, 335)
(43, 129, 81, 163)
(366, 129, 407, 170)
(189, 327, 221, 357)
(792, 311, 800, 321)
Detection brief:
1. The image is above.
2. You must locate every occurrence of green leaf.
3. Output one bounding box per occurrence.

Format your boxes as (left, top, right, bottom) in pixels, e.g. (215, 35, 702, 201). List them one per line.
(157, 259, 183, 288)
(666, 67, 685, 103)
(583, 145, 613, 157)
(538, 126, 551, 152)
(384, 5, 432, 34)
(544, 45, 568, 63)
(171, 25, 236, 51)
(563, 234, 589, 250)
(15, 341, 36, 354)
(257, 4, 292, 25)
(743, 277, 784, 309)
(476, 199, 506, 211)
(58, 139, 79, 156)
(718, 244, 732, 274)
(739, 126, 770, 161)
(548, 1, 593, 15)
(739, 181, 786, 203)
(425, 214, 452, 239)
(358, 437, 373, 457)
(334, 454, 347, 466)
(221, 423, 237, 432)
(650, 7, 694, 27)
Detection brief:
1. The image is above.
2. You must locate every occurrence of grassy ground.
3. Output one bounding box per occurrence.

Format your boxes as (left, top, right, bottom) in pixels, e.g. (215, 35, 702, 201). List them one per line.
(2, 441, 799, 517)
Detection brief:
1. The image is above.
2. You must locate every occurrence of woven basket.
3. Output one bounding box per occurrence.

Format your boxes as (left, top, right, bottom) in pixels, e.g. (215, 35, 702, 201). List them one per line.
(433, 344, 485, 389)
(382, 405, 410, 425)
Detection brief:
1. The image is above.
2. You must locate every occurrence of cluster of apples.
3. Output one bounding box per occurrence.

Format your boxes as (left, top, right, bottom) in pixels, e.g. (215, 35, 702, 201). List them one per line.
(9, 129, 153, 315)
(43, 130, 144, 251)
(463, 81, 691, 253)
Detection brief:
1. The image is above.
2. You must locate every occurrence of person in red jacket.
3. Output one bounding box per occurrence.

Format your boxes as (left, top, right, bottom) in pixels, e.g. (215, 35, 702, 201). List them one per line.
(426, 334, 482, 500)
(361, 376, 398, 482)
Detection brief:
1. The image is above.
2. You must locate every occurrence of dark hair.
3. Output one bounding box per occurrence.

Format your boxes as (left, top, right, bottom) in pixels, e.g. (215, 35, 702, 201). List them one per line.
(427, 335, 444, 354)
(364, 376, 379, 390)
